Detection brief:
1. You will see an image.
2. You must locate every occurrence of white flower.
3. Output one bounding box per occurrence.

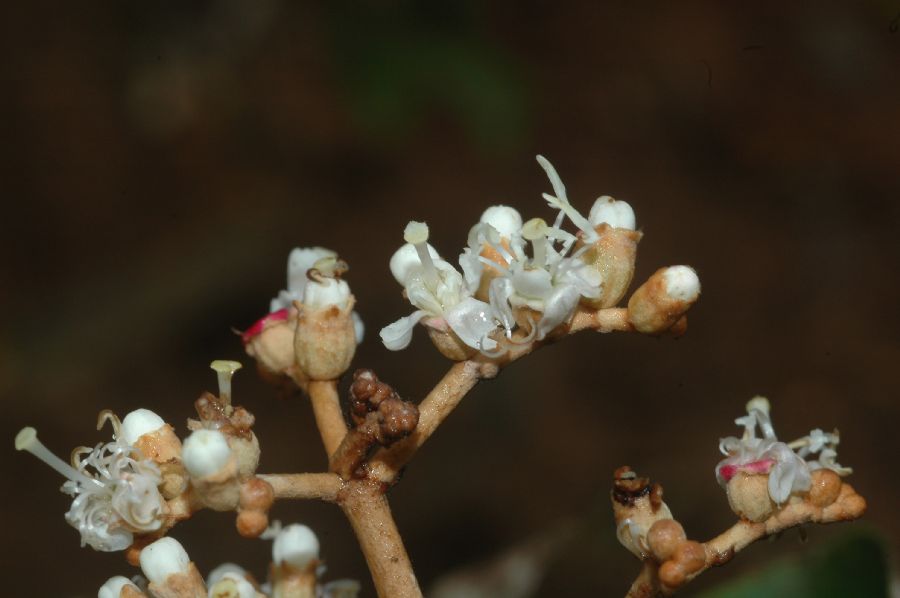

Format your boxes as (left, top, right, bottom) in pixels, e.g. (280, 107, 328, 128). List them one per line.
(715, 397, 811, 505)
(16, 417, 166, 552)
(268, 248, 365, 344)
(270, 247, 337, 313)
(381, 221, 502, 352)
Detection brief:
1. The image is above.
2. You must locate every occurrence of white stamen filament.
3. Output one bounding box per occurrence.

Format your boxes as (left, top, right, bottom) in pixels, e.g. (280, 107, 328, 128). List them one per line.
(15, 427, 102, 489)
(210, 360, 242, 406)
(404, 221, 441, 291)
(522, 218, 549, 268)
(536, 155, 599, 243)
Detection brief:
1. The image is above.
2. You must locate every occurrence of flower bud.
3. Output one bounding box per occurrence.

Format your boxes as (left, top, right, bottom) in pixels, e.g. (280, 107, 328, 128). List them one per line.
(183, 429, 240, 511)
(124, 409, 186, 499)
(808, 468, 842, 507)
(139, 537, 206, 598)
(183, 430, 231, 479)
(139, 537, 190, 585)
(627, 266, 700, 334)
(121, 409, 166, 446)
(480, 205, 523, 239)
(243, 310, 298, 380)
(589, 196, 636, 230)
(294, 261, 357, 380)
(98, 576, 141, 598)
(207, 572, 256, 598)
(273, 524, 320, 570)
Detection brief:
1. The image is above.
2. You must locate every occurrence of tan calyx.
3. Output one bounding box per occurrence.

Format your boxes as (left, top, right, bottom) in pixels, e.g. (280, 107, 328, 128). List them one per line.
(190, 454, 241, 512)
(121, 585, 149, 598)
(611, 467, 674, 559)
(424, 321, 477, 361)
(725, 472, 775, 522)
(134, 424, 187, 499)
(245, 316, 296, 377)
(293, 296, 357, 380)
(270, 561, 319, 598)
(578, 224, 642, 309)
(146, 562, 207, 598)
(627, 267, 693, 334)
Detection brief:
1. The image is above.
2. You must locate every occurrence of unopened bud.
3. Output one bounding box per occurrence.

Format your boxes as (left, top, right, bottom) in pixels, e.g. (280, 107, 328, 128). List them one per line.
(726, 472, 775, 522)
(98, 576, 141, 598)
(627, 266, 700, 334)
(480, 205, 522, 239)
(182, 430, 232, 479)
(121, 409, 166, 446)
(273, 524, 320, 570)
(294, 267, 357, 380)
(579, 225, 642, 309)
(139, 537, 190, 585)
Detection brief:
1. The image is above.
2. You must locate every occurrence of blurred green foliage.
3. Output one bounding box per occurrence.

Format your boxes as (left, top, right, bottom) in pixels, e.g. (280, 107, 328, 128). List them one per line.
(327, 2, 529, 151)
(697, 531, 889, 598)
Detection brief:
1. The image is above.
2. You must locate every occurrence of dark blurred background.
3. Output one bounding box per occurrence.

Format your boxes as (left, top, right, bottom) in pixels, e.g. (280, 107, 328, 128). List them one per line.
(2, 1, 898, 596)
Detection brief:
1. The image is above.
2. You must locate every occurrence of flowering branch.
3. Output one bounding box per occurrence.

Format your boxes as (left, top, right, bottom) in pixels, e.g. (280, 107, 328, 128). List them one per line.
(615, 398, 867, 598)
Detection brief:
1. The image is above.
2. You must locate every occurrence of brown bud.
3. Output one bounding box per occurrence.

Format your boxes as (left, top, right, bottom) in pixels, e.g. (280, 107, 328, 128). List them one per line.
(239, 477, 275, 512)
(659, 560, 686, 588)
(808, 469, 842, 507)
(647, 519, 686, 562)
(236, 509, 269, 538)
(674, 540, 706, 574)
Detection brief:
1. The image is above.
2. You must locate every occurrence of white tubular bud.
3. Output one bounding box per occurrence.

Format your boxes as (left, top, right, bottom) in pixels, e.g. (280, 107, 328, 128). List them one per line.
(627, 266, 701, 334)
(662, 265, 700, 302)
(273, 524, 320, 570)
(207, 572, 255, 598)
(480, 205, 522, 238)
(98, 576, 139, 598)
(182, 430, 231, 478)
(589, 196, 636, 230)
(207, 563, 247, 587)
(139, 537, 190, 585)
(121, 409, 166, 446)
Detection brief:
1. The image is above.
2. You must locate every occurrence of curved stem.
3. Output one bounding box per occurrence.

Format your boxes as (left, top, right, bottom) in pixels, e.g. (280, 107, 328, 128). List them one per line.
(308, 380, 348, 459)
(338, 480, 421, 598)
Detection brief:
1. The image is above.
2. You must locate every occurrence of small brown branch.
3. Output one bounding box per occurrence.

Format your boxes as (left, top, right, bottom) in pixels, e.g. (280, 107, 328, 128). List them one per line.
(307, 380, 348, 459)
(623, 480, 867, 597)
(367, 360, 481, 483)
(258, 472, 343, 502)
(338, 480, 422, 598)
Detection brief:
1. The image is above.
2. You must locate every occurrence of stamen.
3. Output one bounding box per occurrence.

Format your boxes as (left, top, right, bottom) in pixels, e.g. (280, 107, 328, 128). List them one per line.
(404, 221, 441, 290)
(15, 427, 102, 489)
(522, 218, 549, 268)
(210, 360, 243, 407)
(536, 155, 598, 242)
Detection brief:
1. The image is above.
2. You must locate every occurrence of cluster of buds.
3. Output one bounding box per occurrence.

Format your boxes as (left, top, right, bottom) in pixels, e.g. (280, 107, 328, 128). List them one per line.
(716, 397, 851, 522)
(15, 361, 276, 555)
(380, 155, 700, 360)
(329, 369, 420, 480)
(242, 248, 364, 385)
(96, 523, 359, 598)
(611, 468, 706, 589)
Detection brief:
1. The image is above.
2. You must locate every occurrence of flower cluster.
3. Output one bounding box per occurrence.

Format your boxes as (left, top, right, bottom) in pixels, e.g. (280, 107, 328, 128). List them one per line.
(97, 524, 358, 598)
(16, 414, 167, 552)
(243, 247, 362, 382)
(380, 155, 685, 359)
(716, 397, 851, 520)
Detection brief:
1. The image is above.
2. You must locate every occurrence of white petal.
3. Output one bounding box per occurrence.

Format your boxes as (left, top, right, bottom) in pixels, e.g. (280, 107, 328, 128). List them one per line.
(489, 277, 516, 333)
(406, 280, 444, 315)
(445, 297, 499, 351)
(380, 311, 427, 351)
(589, 196, 636, 230)
(536, 284, 580, 339)
(480, 205, 522, 239)
(458, 247, 484, 291)
(663, 266, 700, 302)
(287, 247, 336, 294)
(352, 311, 365, 344)
(207, 563, 247, 587)
(303, 277, 351, 309)
(121, 409, 166, 445)
(389, 243, 441, 285)
(766, 443, 810, 504)
(511, 267, 553, 301)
